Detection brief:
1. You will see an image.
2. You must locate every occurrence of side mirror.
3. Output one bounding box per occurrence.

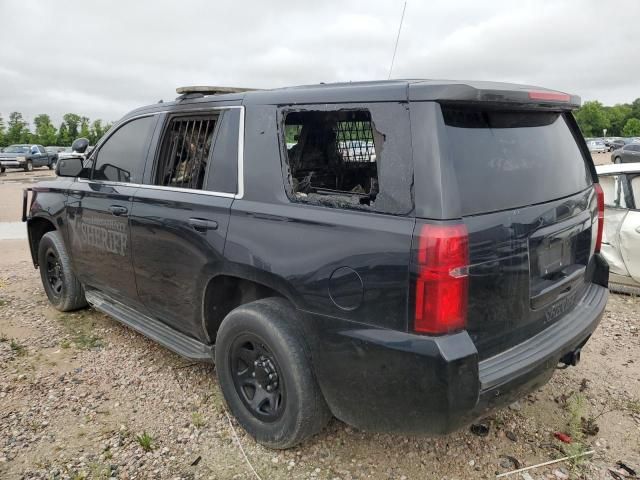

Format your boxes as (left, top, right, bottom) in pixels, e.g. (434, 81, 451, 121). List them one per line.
(56, 157, 84, 177)
(71, 137, 90, 153)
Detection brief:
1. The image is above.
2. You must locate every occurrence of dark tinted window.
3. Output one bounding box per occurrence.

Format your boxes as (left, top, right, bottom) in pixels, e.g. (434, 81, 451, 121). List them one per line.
(92, 116, 156, 183)
(155, 115, 217, 190)
(442, 108, 592, 215)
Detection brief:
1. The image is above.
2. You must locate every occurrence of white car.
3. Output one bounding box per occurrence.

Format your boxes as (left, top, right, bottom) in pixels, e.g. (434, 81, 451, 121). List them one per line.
(596, 163, 640, 294)
(587, 140, 608, 154)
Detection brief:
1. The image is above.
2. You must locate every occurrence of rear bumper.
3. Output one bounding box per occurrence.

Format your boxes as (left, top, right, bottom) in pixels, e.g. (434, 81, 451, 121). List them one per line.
(308, 282, 607, 434)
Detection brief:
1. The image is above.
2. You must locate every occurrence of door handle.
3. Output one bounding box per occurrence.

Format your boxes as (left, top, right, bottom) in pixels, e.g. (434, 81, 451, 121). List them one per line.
(189, 217, 218, 232)
(108, 205, 128, 216)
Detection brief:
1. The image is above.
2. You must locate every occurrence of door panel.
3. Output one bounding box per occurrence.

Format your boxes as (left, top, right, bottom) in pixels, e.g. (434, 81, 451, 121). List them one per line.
(130, 109, 239, 339)
(601, 207, 629, 277)
(130, 190, 232, 338)
(66, 181, 140, 303)
(619, 210, 640, 283)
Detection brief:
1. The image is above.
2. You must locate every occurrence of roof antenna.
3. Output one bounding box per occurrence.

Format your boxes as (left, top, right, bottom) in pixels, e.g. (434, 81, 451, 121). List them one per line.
(388, 0, 407, 80)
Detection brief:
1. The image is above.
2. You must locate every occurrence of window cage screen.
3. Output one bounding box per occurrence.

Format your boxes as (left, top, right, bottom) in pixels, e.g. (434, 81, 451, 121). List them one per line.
(334, 119, 376, 163)
(157, 116, 217, 189)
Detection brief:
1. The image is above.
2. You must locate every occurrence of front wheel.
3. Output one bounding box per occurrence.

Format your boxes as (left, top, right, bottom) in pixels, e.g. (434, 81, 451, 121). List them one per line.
(215, 297, 331, 449)
(38, 231, 87, 311)
(614, 156, 622, 164)
(24, 160, 33, 172)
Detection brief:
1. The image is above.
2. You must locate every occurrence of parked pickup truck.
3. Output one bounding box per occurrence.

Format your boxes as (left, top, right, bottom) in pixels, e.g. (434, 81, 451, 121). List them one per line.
(23, 80, 608, 449)
(0, 144, 57, 173)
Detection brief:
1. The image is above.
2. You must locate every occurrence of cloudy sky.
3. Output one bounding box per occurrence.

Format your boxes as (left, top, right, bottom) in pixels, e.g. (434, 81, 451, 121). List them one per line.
(1, 0, 638, 126)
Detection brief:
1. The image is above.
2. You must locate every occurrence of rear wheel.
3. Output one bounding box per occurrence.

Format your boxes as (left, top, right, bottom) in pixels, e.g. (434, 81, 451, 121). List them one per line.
(215, 297, 331, 449)
(38, 231, 87, 311)
(48, 160, 57, 170)
(24, 160, 33, 172)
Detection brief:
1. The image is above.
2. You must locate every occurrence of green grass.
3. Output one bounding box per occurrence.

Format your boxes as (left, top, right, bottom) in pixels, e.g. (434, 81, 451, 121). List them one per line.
(563, 393, 590, 470)
(192, 411, 206, 428)
(627, 399, 640, 415)
(57, 312, 104, 350)
(10, 339, 26, 356)
(136, 432, 154, 452)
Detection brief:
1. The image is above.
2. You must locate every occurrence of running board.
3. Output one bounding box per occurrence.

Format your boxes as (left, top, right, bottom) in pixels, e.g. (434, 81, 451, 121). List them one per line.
(85, 290, 214, 362)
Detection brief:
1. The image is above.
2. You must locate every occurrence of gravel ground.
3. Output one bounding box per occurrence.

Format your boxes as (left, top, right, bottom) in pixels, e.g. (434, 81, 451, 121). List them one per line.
(1, 156, 639, 480)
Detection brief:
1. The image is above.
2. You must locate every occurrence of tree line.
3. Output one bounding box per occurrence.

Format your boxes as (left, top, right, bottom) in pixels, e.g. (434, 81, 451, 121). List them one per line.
(574, 98, 640, 138)
(0, 112, 112, 148)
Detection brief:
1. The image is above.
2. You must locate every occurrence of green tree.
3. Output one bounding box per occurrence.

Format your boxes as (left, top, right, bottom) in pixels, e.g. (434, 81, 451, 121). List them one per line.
(622, 118, 640, 137)
(57, 122, 70, 146)
(89, 119, 110, 144)
(574, 101, 610, 137)
(630, 98, 640, 121)
(33, 114, 58, 146)
(605, 104, 632, 136)
(5, 112, 30, 145)
(79, 116, 91, 139)
(63, 113, 81, 140)
(0, 114, 5, 147)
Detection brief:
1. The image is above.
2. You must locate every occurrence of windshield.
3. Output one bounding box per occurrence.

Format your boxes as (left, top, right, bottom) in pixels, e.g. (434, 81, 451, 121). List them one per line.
(442, 108, 592, 216)
(4, 145, 30, 153)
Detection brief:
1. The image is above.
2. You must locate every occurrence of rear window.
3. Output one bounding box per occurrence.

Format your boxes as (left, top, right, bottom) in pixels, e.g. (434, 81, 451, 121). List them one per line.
(442, 107, 592, 216)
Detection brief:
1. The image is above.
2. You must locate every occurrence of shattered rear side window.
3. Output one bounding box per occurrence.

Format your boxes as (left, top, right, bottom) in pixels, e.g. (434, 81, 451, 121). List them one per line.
(282, 109, 381, 211)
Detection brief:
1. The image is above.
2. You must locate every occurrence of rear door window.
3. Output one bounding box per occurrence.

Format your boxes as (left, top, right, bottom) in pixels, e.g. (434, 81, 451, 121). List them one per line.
(600, 174, 631, 209)
(279, 103, 413, 214)
(441, 107, 592, 215)
(154, 115, 218, 190)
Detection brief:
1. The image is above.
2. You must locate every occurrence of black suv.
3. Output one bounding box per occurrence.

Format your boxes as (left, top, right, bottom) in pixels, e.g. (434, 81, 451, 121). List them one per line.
(23, 80, 608, 449)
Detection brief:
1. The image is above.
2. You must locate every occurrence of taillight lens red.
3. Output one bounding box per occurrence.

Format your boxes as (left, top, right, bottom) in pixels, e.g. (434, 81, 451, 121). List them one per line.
(594, 183, 604, 253)
(414, 224, 469, 335)
(528, 90, 570, 102)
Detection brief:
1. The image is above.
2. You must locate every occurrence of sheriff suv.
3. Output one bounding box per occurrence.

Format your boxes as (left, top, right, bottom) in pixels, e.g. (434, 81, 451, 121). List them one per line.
(23, 80, 609, 449)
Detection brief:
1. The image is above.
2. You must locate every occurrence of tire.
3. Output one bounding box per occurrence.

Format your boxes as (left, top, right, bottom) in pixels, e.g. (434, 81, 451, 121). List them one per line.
(215, 297, 331, 449)
(48, 160, 56, 170)
(24, 160, 33, 172)
(0, 166, 5, 174)
(37, 231, 87, 311)
(614, 156, 622, 164)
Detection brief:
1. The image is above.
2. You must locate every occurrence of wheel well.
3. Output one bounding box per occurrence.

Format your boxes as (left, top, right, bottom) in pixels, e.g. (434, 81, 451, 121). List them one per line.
(28, 217, 56, 266)
(203, 276, 285, 342)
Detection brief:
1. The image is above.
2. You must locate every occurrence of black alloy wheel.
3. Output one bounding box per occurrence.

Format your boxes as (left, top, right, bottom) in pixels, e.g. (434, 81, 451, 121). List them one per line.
(45, 249, 64, 299)
(230, 334, 285, 422)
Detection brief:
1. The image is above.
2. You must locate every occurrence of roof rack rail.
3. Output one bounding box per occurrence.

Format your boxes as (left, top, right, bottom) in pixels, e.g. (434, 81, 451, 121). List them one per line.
(176, 86, 257, 96)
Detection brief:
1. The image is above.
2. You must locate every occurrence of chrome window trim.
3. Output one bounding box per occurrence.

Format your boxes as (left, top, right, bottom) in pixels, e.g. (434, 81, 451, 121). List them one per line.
(82, 105, 245, 200)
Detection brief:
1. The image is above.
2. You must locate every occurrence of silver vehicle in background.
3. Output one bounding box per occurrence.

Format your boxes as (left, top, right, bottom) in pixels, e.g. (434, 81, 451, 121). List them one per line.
(587, 139, 608, 154)
(596, 163, 640, 294)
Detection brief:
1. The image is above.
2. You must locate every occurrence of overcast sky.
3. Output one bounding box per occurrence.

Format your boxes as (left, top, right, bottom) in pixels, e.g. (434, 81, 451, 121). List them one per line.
(1, 0, 638, 127)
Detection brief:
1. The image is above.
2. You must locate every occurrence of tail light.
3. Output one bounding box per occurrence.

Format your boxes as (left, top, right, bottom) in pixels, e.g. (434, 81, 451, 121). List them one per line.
(413, 223, 469, 335)
(593, 183, 604, 253)
(528, 90, 570, 102)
